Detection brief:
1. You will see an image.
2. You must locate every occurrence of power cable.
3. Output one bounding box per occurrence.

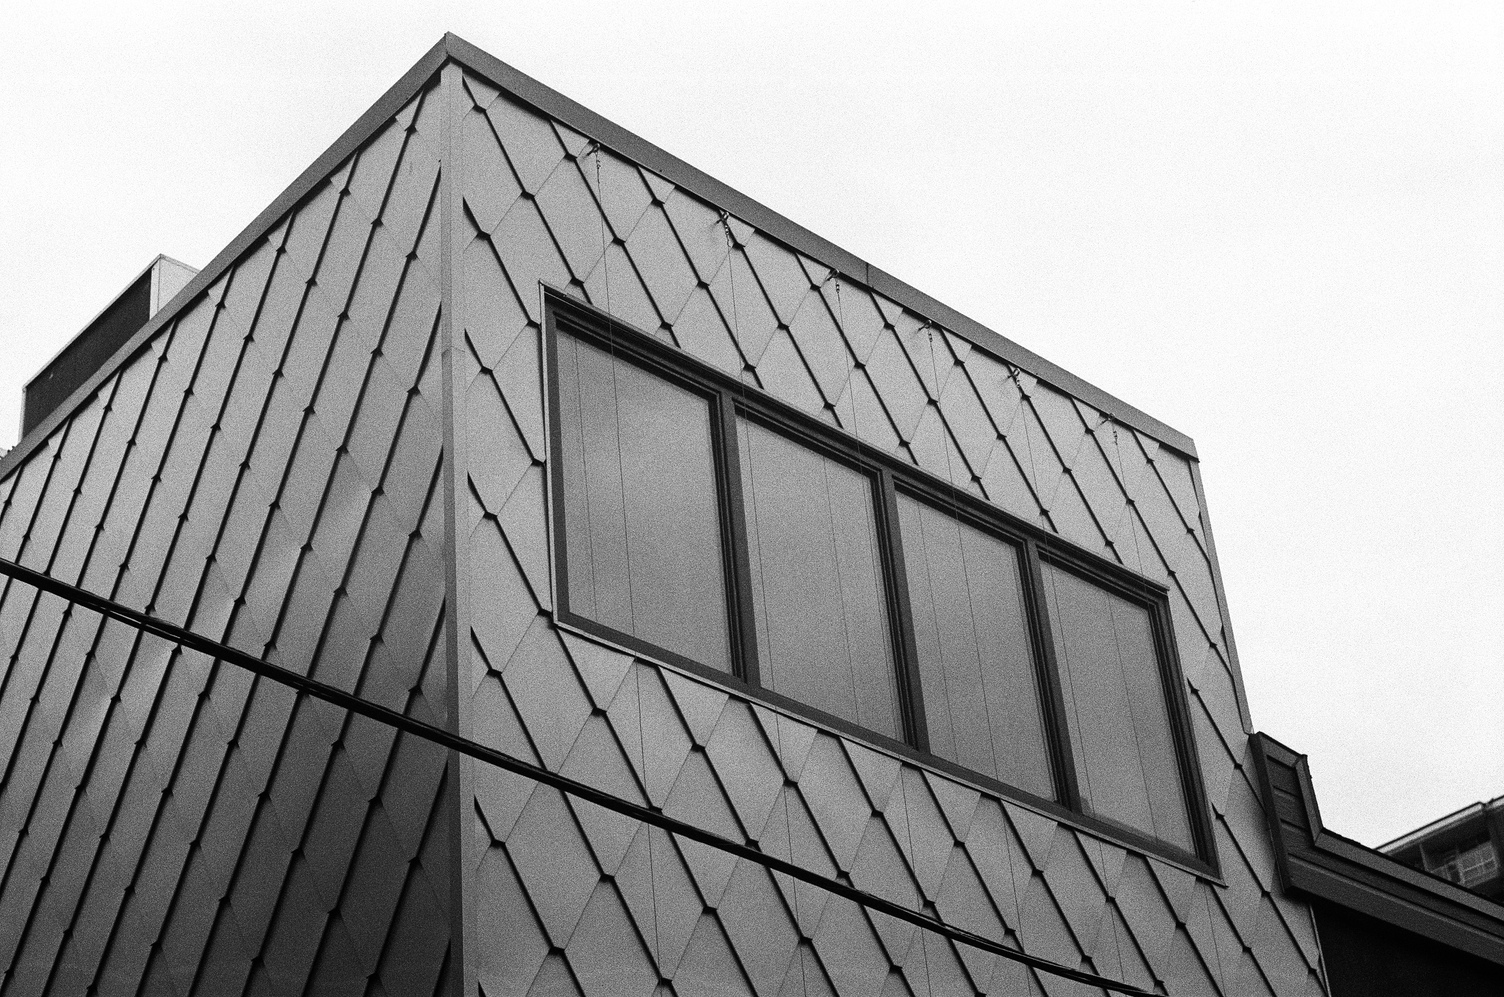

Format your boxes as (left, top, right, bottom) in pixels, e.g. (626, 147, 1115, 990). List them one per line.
(0, 554, 1159, 996)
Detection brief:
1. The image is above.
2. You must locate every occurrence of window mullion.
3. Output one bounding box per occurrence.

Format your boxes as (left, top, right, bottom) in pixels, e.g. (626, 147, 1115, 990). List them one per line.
(716, 392, 761, 687)
(1022, 541, 1082, 811)
(876, 470, 928, 752)
(1150, 599, 1213, 860)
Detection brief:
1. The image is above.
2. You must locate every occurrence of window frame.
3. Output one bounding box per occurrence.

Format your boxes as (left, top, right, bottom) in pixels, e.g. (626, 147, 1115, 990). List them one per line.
(543, 289, 1219, 875)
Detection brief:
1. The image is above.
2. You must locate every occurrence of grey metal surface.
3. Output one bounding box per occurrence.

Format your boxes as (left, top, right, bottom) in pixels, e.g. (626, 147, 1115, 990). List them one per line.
(454, 65, 1327, 997)
(0, 84, 453, 994)
(0, 40, 1327, 997)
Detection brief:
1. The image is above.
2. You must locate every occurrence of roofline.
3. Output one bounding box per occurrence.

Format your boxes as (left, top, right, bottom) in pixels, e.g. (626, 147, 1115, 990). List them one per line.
(1380, 795, 1504, 855)
(1250, 732, 1504, 967)
(0, 38, 449, 485)
(440, 34, 1197, 458)
(1, 32, 1197, 486)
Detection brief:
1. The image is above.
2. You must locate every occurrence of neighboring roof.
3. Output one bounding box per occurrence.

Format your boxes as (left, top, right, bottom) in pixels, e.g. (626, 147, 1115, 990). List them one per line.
(0, 32, 1197, 487)
(1380, 796, 1504, 855)
(1249, 732, 1504, 968)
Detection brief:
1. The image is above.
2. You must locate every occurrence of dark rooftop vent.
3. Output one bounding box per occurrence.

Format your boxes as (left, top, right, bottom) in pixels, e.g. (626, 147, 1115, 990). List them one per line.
(21, 255, 197, 439)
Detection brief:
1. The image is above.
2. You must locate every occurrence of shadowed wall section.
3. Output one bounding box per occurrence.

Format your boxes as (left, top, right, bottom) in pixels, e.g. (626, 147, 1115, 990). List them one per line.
(0, 84, 453, 995)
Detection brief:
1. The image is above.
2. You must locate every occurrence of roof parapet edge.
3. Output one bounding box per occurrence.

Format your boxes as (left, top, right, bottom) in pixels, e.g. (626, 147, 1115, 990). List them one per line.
(1249, 732, 1504, 967)
(439, 33, 1198, 460)
(0, 38, 451, 485)
(1, 32, 1199, 485)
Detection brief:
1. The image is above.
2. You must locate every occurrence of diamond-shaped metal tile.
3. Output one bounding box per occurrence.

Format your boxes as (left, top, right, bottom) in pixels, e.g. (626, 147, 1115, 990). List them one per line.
(933, 846, 1006, 992)
(718, 860, 801, 997)
(833, 368, 904, 455)
(584, 243, 662, 338)
(667, 913, 754, 996)
(662, 751, 743, 907)
(661, 670, 729, 747)
(565, 882, 659, 997)
(559, 631, 632, 710)
(708, 248, 779, 368)
(501, 617, 592, 773)
(1040, 829, 1109, 958)
(883, 769, 953, 903)
(536, 159, 608, 281)
(475, 844, 552, 995)
(609, 663, 694, 808)
(900, 929, 976, 997)
(754, 330, 826, 417)
(625, 205, 699, 326)
(704, 701, 783, 837)
(760, 787, 837, 938)
(849, 815, 923, 964)
(487, 96, 567, 197)
(507, 786, 600, 945)
(1016, 872, 1083, 974)
(615, 824, 702, 977)
(811, 896, 891, 997)
(560, 714, 649, 876)
(670, 286, 746, 377)
(796, 735, 873, 872)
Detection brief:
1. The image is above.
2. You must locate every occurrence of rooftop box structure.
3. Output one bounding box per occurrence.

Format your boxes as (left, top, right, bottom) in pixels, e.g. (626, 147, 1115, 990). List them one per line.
(0, 34, 1340, 996)
(21, 255, 197, 437)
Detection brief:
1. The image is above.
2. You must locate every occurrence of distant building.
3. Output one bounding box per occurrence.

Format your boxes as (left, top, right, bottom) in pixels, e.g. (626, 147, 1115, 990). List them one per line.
(1252, 736, 1504, 996)
(1380, 797, 1504, 902)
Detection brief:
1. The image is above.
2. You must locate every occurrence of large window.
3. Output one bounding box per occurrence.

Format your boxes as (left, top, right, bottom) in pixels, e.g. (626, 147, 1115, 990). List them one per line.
(545, 294, 1214, 869)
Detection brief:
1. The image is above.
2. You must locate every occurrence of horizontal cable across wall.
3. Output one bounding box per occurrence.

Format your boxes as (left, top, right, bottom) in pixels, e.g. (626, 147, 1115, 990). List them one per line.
(0, 554, 1158, 997)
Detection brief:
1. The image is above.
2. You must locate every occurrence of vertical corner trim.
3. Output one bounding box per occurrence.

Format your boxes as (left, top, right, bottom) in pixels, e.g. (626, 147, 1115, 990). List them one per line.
(437, 58, 479, 997)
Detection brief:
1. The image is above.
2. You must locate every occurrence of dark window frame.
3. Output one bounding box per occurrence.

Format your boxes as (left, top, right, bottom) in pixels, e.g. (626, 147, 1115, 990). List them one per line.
(543, 289, 1219, 875)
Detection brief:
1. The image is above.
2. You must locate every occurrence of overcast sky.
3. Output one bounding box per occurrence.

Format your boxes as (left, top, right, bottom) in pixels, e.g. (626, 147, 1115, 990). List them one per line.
(2, 2, 1499, 847)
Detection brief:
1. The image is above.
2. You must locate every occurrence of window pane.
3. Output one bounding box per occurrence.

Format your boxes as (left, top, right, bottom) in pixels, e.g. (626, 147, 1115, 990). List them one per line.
(556, 331, 731, 670)
(738, 418, 900, 738)
(897, 495, 1053, 799)
(1042, 564, 1192, 849)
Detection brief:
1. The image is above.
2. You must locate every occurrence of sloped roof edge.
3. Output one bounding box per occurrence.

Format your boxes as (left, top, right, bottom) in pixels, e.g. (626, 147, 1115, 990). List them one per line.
(1, 32, 1195, 485)
(1250, 732, 1504, 968)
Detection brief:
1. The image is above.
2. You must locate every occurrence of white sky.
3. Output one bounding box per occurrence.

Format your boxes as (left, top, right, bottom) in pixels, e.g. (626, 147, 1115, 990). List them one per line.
(1, 1, 1499, 847)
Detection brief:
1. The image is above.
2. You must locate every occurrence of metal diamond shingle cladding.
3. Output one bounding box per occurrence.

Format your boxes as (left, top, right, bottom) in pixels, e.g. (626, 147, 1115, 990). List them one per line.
(0, 36, 1328, 996)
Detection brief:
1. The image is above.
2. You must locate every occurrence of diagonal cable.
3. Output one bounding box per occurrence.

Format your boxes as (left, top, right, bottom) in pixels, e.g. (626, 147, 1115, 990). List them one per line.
(0, 553, 1159, 997)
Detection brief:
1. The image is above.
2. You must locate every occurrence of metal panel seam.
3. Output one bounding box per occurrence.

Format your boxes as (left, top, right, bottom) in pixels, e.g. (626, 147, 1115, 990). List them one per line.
(437, 58, 476, 997)
(1188, 460, 1253, 734)
(0, 554, 1163, 997)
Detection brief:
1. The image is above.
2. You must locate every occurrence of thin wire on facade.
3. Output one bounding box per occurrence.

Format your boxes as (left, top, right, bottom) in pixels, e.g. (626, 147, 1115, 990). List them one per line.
(0, 555, 1162, 997)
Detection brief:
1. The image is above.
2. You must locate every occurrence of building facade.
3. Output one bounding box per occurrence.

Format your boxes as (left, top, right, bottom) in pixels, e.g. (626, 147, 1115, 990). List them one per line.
(0, 35, 1329, 996)
(1251, 736, 1504, 996)
(1380, 797, 1503, 904)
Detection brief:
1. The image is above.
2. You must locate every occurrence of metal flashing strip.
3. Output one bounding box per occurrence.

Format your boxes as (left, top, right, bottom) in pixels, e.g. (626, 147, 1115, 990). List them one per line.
(440, 32, 1198, 459)
(0, 554, 1160, 997)
(1250, 733, 1504, 968)
(2, 31, 1196, 491)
